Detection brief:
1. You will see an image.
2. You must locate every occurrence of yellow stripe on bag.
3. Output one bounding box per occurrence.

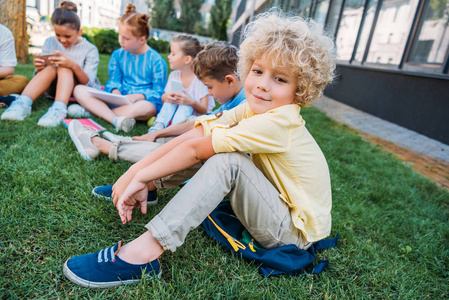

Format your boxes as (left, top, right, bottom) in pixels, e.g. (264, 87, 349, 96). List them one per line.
(207, 215, 246, 252)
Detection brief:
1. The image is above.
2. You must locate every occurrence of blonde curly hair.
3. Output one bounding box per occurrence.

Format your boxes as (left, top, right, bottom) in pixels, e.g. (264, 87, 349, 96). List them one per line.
(238, 11, 336, 107)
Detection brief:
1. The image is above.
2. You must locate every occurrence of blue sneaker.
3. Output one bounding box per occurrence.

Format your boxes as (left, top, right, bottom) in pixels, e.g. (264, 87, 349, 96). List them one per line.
(92, 185, 158, 206)
(63, 241, 162, 288)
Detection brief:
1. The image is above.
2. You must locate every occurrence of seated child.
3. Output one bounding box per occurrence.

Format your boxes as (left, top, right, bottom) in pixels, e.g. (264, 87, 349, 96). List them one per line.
(63, 11, 336, 288)
(1, 1, 100, 127)
(148, 35, 214, 133)
(68, 41, 245, 165)
(68, 4, 167, 133)
(0, 24, 29, 106)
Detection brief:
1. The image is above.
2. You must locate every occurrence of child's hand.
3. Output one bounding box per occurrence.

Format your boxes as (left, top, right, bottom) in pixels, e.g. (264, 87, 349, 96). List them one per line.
(125, 93, 145, 103)
(172, 92, 195, 106)
(132, 132, 158, 142)
(111, 89, 122, 95)
(162, 92, 178, 104)
(33, 54, 47, 71)
(112, 168, 137, 206)
(48, 50, 76, 69)
(116, 179, 149, 224)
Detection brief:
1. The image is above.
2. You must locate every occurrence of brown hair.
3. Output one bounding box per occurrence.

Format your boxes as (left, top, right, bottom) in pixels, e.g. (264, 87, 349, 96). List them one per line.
(51, 1, 80, 31)
(193, 41, 239, 82)
(120, 3, 151, 38)
(171, 35, 203, 59)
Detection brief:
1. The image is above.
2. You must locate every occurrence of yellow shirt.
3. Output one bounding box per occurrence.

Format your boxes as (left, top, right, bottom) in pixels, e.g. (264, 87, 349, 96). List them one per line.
(195, 103, 332, 242)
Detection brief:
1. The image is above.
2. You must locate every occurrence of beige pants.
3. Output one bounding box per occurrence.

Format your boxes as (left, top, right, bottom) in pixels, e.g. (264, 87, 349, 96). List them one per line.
(146, 152, 309, 252)
(0, 75, 29, 96)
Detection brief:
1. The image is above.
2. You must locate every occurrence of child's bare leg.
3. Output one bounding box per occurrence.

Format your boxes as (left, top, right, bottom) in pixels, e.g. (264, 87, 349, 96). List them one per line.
(91, 136, 112, 155)
(118, 230, 164, 264)
(54, 67, 75, 104)
(21, 66, 57, 100)
(73, 85, 117, 123)
(112, 101, 157, 121)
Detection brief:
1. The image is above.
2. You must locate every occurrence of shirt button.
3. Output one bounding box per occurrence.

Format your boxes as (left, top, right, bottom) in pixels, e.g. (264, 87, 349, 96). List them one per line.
(215, 111, 223, 118)
(229, 122, 239, 128)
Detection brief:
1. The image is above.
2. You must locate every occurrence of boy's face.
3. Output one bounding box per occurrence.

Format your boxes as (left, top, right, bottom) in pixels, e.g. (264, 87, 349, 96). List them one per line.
(245, 58, 296, 114)
(201, 76, 237, 105)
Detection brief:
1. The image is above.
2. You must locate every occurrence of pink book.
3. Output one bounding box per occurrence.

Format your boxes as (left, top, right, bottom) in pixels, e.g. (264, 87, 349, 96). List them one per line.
(63, 118, 106, 132)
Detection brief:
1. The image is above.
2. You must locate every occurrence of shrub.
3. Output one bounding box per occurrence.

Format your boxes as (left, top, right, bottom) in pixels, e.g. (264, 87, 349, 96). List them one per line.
(147, 37, 170, 53)
(93, 29, 120, 54)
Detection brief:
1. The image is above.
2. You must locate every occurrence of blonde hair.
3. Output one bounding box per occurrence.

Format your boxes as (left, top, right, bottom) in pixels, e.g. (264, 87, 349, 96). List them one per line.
(120, 3, 151, 38)
(238, 11, 336, 107)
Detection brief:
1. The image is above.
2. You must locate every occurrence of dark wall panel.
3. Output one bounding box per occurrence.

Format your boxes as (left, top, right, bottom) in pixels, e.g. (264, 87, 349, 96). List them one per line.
(324, 65, 449, 144)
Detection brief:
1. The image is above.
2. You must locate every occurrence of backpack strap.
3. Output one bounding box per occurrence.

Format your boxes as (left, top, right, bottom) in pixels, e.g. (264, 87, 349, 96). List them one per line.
(207, 215, 246, 252)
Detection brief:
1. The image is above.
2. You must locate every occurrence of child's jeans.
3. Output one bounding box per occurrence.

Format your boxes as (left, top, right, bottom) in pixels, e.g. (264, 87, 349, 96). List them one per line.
(150, 102, 194, 132)
(146, 152, 309, 252)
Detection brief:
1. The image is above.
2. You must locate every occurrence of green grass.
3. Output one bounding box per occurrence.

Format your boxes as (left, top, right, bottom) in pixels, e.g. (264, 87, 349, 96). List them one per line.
(1, 55, 448, 298)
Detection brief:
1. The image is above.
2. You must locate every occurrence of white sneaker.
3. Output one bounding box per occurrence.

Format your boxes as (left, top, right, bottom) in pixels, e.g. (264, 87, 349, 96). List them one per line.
(37, 106, 67, 127)
(1, 99, 31, 121)
(67, 104, 92, 118)
(68, 120, 100, 161)
(102, 131, 133, 143)
(115, 116, 135, 133)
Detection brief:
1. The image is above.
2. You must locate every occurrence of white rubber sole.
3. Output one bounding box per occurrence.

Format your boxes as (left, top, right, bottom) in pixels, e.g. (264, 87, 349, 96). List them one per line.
(68, 121, 94, 161)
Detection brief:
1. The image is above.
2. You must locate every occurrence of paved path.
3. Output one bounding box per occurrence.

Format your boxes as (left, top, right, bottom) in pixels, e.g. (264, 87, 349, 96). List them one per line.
(314, 96, 449, 163)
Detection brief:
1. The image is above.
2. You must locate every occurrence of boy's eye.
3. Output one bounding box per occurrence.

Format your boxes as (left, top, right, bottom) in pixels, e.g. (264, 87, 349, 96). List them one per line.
(275, 77, 287, 83)
(252, 69, 262, 74)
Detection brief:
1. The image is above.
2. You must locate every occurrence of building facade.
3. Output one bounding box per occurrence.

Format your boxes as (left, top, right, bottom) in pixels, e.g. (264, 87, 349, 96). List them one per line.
(230, 0, 449, 144)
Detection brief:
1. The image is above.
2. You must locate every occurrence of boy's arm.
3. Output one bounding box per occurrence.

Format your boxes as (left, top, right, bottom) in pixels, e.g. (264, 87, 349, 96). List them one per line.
(115, 126, 215, 224)
(0, 66, 14, 79)
(132, 121, 195, 142)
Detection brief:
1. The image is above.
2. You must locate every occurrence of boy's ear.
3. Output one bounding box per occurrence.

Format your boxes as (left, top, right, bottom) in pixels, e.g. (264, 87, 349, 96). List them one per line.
(78, 28, 83, 36)
(224, 74, 236, 86)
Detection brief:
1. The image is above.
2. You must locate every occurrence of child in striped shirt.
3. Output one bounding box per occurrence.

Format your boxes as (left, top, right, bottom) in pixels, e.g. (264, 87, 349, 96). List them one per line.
(1, 1, 100, 127)
(68, 4, 167, 133)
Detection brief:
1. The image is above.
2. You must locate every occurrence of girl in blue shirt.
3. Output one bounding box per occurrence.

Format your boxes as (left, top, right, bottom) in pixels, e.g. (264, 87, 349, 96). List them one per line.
(70, 4, 167, 133)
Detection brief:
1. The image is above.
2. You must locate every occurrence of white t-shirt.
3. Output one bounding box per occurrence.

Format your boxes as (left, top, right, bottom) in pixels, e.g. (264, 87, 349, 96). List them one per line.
(0, 24, 17, 67)
(164, 70, 215, 115)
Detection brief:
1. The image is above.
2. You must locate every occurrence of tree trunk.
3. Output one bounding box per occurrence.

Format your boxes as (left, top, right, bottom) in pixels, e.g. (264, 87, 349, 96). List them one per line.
(0, 0, 29, 63)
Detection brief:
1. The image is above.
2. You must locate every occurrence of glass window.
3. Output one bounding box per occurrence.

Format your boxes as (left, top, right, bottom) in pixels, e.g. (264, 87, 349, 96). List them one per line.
(26, 0, 37, 8)
(313, 0, 331, 32)
(354, 0, 379, 62)
(335, 0, 367, 61)
(408, 0, 449, 65)
(366, 0, 419, 65)
(326, 0, 344, 35)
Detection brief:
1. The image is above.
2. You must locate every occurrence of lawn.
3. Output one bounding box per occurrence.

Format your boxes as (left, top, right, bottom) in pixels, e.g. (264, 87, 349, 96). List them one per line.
(1, 55, 448, 298)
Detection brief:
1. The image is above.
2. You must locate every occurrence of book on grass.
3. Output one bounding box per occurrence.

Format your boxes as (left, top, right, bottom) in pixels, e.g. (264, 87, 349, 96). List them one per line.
(63, 118, 106, 132)
(88, 90, 131, 106)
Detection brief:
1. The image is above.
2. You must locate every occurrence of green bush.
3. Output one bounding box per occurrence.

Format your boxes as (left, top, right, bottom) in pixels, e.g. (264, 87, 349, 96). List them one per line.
(147, 37, 170, 53)
(81, 27, 170, 55)
(93, 29, 120, 54)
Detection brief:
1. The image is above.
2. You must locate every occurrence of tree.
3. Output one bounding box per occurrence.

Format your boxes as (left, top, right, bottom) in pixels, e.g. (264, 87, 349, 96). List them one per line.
(208, 0, 233, 41)
(179, 0, 204, 34)
(0, 0, 29, 63)
(149, 0, 181, 31)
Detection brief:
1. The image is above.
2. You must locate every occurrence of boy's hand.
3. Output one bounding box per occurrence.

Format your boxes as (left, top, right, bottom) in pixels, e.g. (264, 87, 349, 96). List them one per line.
(116, 179, 149, 224)
(112, 168, 137, 206)
(132, 131, 158, 142)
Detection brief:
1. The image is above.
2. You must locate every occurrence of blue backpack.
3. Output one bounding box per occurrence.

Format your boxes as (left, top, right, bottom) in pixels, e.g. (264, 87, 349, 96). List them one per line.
(202, 201, 339, 277)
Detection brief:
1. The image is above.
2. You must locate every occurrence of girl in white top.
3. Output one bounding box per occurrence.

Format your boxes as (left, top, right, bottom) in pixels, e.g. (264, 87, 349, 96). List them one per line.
(148, 35, 214, 133)
(1, 1, 99, 127)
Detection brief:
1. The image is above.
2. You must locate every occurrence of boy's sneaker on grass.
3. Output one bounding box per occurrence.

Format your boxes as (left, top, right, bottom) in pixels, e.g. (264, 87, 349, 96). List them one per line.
(37, 106, 67, 127)
(67, 104, 92, 118)
(1, 98, 31, 121)
(92, 185, 158, 206)
(63, 241, 162, 289)
(0, 95, 17, 107)
(68, 119, 100, 160)
(102, 131, 133, 143)
(115, 116, 135, 133)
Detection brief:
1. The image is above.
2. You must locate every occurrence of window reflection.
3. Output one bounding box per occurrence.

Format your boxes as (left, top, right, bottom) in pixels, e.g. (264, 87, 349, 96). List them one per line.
(336, 0, 367, 61)
(354, 0, 378, 62)
(408, 0, 449, 65)
(366, 0, 419, 65)
(327, 0, 344, 35)
(314, 0, 331, 32)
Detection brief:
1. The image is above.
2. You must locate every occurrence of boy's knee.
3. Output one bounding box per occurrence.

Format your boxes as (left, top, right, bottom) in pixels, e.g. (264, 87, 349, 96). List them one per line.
(206, 152, 250, 169)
